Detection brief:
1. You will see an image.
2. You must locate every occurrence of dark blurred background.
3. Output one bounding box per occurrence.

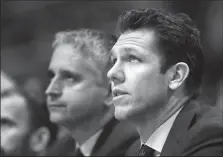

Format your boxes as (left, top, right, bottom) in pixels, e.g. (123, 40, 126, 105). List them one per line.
(1, 0, 222, 106)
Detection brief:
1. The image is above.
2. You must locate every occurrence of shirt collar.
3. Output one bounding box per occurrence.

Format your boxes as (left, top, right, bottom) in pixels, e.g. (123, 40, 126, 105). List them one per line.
(79, 129, 103, 156)
(145, 107, 182, 153)
(141, 95, 191, 154)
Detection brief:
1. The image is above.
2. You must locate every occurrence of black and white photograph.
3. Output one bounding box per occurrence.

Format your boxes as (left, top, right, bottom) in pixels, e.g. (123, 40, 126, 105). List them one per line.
(1, 0, 222, 156)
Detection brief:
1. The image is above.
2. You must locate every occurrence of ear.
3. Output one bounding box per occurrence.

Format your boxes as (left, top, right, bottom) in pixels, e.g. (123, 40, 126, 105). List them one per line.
(29, 127, 50, 154)
(168, 62, 189, 90)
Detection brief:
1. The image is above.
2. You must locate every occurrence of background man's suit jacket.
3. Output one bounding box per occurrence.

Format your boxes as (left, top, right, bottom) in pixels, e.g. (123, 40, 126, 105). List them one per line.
(44, 117, 139, 156)
(126, 99, 223, 156)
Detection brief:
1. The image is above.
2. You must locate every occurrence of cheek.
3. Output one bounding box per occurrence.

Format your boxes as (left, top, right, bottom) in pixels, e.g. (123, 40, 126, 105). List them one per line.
(64, 88, 91, 106)
(1, 128, 28, 151)
(63, 86, 105, 113)
(128, 73, 151, 100)
(128, 69, 166, 104)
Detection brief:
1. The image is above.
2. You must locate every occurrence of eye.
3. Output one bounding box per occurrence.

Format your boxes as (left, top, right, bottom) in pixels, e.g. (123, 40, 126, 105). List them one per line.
(63, 72, 81, 84)
(128, 55, 141, 63)
(65, 73, 75, 82)
(111, 56, 117, 65)
(48, 70, 55, 80)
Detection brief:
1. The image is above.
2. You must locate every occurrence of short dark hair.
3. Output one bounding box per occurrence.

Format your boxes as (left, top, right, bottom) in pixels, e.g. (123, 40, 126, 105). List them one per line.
(19, 89, 58, 146)
(117, 8, 204, 94)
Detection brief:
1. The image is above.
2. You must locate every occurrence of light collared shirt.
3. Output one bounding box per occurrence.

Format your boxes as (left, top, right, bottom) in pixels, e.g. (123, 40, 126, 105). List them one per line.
(140, 95, 192, 156)
(79, 129, 103, 156)
(145, 107, 183, 156)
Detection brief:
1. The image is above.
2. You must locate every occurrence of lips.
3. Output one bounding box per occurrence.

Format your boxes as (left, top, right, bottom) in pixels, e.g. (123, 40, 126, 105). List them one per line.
(112, 88, 128, 97)
(49, 104, 65, 107)
(48, 103, 66, 108)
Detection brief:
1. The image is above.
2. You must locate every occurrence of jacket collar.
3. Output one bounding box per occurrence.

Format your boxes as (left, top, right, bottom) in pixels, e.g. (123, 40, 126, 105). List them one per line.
(161, 97, 197, 156)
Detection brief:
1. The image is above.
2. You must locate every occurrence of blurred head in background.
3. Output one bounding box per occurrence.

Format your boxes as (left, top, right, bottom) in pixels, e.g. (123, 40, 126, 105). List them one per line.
(1, 71, 58, 156)
(45, 29, 116, 142)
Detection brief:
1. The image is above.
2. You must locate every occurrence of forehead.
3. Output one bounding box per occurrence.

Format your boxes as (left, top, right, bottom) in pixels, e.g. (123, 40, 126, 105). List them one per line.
(112, 29, 157, 55)
(50, 44, 103, 80)
(1, 94, 29, 123)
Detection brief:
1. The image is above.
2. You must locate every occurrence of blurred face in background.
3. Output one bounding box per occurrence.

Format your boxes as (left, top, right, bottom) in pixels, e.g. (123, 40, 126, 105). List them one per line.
(45, 44, 109, 130)
(1, 94, 33, 156)
(1, 72, 32, 155)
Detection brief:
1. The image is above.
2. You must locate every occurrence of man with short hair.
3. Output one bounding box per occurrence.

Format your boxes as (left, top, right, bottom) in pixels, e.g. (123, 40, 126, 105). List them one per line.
(107, 8, 223, 156)
(45, 29, 138, 156)
(1, 71, 57, 156)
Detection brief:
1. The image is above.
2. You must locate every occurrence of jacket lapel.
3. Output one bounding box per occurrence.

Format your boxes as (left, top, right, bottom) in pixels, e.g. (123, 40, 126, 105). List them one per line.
(91, 117, 119, 155)
(161, 99, 197, 156)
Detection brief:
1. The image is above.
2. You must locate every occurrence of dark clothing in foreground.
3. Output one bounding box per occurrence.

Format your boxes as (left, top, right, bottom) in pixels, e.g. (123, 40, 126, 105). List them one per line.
(126, 99, 223, 156)
(45, 117, 139, 156)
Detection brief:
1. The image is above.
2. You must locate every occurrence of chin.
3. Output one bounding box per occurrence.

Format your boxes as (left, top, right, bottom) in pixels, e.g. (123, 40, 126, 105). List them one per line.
(114, 106, 131, 120)
(115, 112, 127, 120)
(115, 104, 144, 123)
(50, 112, 66, 125)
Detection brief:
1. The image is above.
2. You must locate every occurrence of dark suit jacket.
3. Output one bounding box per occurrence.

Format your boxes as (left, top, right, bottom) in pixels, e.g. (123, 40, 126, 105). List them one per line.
(44, 117, 139, 156)
(1, 147, 5, 156)
(126, 99, 223, 156)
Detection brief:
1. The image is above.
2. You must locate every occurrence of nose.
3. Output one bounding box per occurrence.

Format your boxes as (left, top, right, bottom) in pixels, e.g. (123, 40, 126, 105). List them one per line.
(45, 78, 62, 98)
(107, 62, 125, 86)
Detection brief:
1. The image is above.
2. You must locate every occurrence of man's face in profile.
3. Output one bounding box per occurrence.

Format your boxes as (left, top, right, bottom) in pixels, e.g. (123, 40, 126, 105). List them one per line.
(45, 44, 109, 129)
(107, 30, 168, 121)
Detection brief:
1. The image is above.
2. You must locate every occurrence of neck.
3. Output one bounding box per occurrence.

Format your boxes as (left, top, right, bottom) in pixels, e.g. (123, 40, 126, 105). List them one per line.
(71, 107, 114, 145)
(135, 92, 191, 143)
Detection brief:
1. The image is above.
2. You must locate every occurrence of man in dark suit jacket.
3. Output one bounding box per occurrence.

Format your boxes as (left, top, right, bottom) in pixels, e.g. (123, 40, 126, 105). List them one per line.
(46, 117, 138, 156)
(44, 29, 139, 156)
(126, 99, 223, 156)
(107, 8, 223, 156)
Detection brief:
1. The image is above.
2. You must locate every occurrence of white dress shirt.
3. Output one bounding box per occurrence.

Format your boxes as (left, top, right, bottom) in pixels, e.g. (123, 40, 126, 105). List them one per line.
(144, 107, 183, 156)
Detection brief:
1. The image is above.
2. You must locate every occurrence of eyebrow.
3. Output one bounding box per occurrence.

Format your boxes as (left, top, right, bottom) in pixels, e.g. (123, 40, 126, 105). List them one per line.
(61, 69, 78, 77)
(48, 68, 76, 77)
(59, 68, 84, 82)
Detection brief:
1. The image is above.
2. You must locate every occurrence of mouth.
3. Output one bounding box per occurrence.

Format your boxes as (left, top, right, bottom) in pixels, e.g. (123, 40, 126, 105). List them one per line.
(48, 103, 66, 109)
(112, 89, 128, 98)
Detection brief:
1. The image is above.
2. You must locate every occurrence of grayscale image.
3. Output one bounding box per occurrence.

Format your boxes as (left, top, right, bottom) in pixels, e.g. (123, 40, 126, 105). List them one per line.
(1, 1, 222, 156)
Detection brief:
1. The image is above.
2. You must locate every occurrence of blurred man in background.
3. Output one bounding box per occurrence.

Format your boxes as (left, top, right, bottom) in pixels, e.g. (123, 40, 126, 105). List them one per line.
(108, 8, 223, 156)
(45, 29, 138, 156)
(1, 71, 58, 156)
